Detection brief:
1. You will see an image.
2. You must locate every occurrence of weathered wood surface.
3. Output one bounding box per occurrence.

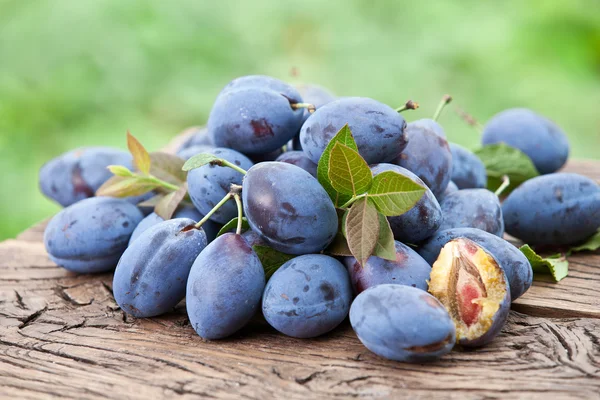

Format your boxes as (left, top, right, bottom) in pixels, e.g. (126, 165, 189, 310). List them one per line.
(1, 157, 599, 399)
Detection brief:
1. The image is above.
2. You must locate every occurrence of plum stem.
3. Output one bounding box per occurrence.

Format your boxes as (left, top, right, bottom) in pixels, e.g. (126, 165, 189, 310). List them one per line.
(291, 102, 316, 113)
(494, 175, 510, 197)
(234, 194, 243, 235)
(145, 175, 181, 192)
(455, 106, 484, 133)
(433, 95, 452, 122)
(194, 193, 232, 229)
(395, 100, 419, 113)
(339, 193, 367, 209)
(216, 160, 247, 175)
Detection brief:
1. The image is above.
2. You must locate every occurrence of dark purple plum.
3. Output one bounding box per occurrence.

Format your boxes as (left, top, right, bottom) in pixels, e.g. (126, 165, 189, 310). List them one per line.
(449, 143, 487, 189)
(187, 147, 253, 224)
(44, 197, 144, 273)
(418, 228, 533, 300)
(242, 162, 338, 255)
(410, 119, 446, 138)
(343, 241, 431, 295)
(177, 144, 216, 161)
(437, 180, 458, 203)
(113, 218, 207, 317)
(370, 164, 442, 244)
(438, 189, 504, 237)
(502, 173, 600, 246)
(295, 83, 336, 124)
(262, 254, 352, 338)
(248, 147, 285, 163)
(429, 238, 511, 347)
(275, 151, 318, 177)
(177, 126, 213, 152)
(350, 284, 455, 362)
(186, 233, 265, 339)
(299, 97, 408, 165)
(482, 108, 569, 174)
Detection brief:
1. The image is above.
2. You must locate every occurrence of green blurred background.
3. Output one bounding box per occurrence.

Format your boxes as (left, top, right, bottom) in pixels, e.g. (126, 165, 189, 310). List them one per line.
(1, 0, 599, 240)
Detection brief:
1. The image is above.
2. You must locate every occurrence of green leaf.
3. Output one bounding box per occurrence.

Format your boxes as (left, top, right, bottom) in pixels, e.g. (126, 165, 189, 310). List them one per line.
(252, 245, 295, 280)
(569, 229, 600, 253)
(137, 194, 164, 208)
(127, 131, 151, 175)
(323, 232, 353, 256)
(217, 217, 250, 237)
(328, 142, 372, 196)
(519, 244, 568, 282)
(95, 176, 160, 198)
(474, 143, 540, 194)
(107, 165, 134, 177)
(154, 183, 188, 220)
(182, 153, 220, 171)
(345, 197, 379, 267)
(149, 152, 187, 186)
(373, 212, 396, 260)
(317, 124, 359, 207)
(367, 171, 426, 216)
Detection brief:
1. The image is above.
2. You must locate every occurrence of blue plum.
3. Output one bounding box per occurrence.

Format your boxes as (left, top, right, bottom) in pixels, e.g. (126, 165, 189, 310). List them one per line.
(449, 143, 487, 189)
(113, 218, 207, 318)
(186, 233, 265, 339)
(350, 284, 455, 362)
(418, 228, 533, 300)
(241, 229, 267, 247)
(39, 147, 132, 207)
(209, 76, 305, 154)
(429, 238, 511, 347)
(437, 180, 458, 203)
(128, 205, 220, 245)
(502, 173, 600, 246)
(299, 97, 408, 165)
(295, 83, 336, 124)
(410, 119, 446, 138)
(187, 147, 253, 224)
(482, 108, 569, 174)
(275, 150, 318, 177)
(44, 197, 143, 273)
(438, 189, 504, 237)
(343, 241, 431, 295)
(395, 122, 452, 197)
(177, 144, 216, 161)
(370, 164, 442, 243)
(242, 162, 338, 255)
(177, 126, 213, 152)
(262, 254, 352, 338)
(248, 147, 285, 163)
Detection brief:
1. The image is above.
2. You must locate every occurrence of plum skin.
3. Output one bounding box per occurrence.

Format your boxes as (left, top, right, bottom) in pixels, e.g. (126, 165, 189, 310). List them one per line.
(370, 163, 442, 244)
(44, 197, 144, 273)
(502, 173, 600, 246)
(300, 97, 408, 165)
(394, 122, 452, 197)
(438, 189, 504, 237)
(187, 147, 254, 224)
(343, 241, 431, 295)
(350, 284, 455, 362)
(437, 180, 459, 203)
(449, 143, 487, 189)
(242, 162, 338, 255)
(262, 254, 352, 338)
(482, 108, 569, 174)
(186, 233, 265, 340)
(275, 150, 318, 177)
(295, 83, 336, 124)
(418, 228, 533, 301)
(113, 218, 207, 318)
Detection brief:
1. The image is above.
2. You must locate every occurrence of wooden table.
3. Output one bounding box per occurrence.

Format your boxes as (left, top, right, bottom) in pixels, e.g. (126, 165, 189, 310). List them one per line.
(1, 152, 599, 399)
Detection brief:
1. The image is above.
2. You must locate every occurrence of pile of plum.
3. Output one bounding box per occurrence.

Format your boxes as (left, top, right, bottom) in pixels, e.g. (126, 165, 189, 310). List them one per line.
(40, 75, 600, 363)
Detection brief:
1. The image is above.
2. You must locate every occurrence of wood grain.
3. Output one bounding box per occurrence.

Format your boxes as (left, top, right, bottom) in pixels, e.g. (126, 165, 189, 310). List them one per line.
(1, 139, 599, 399)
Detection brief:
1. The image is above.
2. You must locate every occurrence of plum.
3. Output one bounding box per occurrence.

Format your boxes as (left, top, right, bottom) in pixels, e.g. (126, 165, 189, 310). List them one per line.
(44, 197, 144, 273)
(262, 254, 352, 338)
(243, 162, 338, 255)
(343, 241, 431, 295)
(438, 189, 504, 237)
(186, 233, 265, 339)
(177, 126, 213, 152)
(39, 147, 133, 207)
(295, 83, 336, 124)
(187, 147, 253, 224)
(275, 150, 318, 177)
(502, 173, 600, 246)
(449, 143, 487, 189)
(299, 97, 408, 165)
(437, 180, 458, 203)
(177, 144, 216, 161)
(482, 108, 569, 174)
(113, 218, 207, 317)
(370, 164, 442, 243)
(429, 238, 511, 347)
(418, 228, 533, 301)
(350, 284, 455, 362)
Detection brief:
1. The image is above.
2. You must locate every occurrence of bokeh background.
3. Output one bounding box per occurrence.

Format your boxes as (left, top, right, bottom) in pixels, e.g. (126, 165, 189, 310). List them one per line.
(1, 0, 599, 240)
